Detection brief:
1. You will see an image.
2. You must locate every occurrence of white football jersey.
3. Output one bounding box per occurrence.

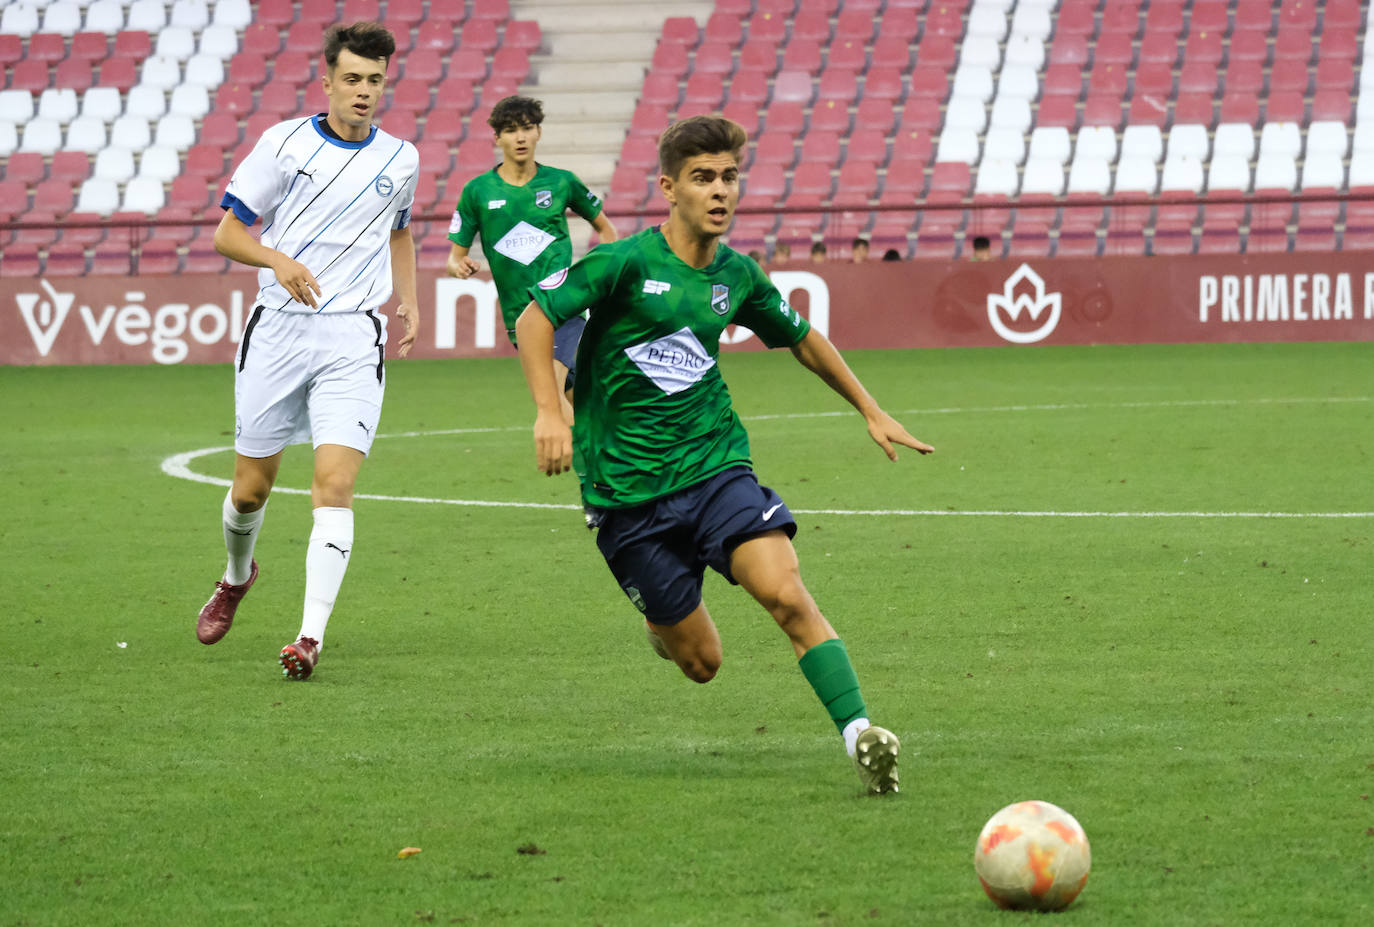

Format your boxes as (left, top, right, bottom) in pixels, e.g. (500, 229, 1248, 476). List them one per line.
(222, 115, 418, 314)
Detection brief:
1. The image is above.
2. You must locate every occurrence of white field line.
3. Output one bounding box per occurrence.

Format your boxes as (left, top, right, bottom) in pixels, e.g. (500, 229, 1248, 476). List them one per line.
(160, 397, 1374, 519)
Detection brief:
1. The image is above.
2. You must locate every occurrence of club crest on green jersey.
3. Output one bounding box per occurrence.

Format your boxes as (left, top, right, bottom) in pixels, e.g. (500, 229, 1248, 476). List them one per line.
(534, 189, 553, 208)
(711, 283, 731, 316)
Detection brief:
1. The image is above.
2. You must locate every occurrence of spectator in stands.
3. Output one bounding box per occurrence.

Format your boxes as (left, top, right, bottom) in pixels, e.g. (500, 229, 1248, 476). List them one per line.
(514, 114, 933, 794)
(199, 21, 419, 682)
(882, 248, 902, 262)
(970, 236, 993, 261)
(445, 95, 618, 425)
(748, 249, 765, 265)
(851, 238, 870, 263)
(810, 241, 828, 263)
(772, 241, 792, 264)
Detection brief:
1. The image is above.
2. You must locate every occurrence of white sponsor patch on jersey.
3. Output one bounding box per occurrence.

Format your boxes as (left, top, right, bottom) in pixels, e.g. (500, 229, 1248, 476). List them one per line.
(487, 199, 506, 209)
(448, 211, 462, 235)
(624, 326, 715, 395)
(642, 280, 671, 295)
(491, 221, 556, 266)
(537, 267, 568, 290)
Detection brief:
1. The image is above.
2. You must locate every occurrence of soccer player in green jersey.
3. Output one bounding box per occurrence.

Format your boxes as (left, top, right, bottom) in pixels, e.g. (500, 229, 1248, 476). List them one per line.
(514, 115, 934, 794)
(446, 96, 617, 421)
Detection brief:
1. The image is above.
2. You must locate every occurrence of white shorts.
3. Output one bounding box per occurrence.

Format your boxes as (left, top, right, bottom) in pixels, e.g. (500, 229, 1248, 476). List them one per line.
(233, 307, 387, 458)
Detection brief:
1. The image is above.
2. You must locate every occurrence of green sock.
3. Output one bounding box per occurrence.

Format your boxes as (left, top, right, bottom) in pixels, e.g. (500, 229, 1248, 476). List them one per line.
(798, 638, 868, 733)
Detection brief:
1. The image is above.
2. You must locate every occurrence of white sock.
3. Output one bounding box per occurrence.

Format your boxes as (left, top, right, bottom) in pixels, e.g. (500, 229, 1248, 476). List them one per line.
(299, 506, 354, 648)
(843, 717, 872, 757)
(223, 491, 265, 585)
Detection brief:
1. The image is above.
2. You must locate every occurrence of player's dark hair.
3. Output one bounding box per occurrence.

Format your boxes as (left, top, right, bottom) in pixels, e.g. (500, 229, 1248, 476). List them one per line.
(810, 241, 827, 255)
(972, 235, 992, 249)
(488, 96, 545, 133)
(852, 237, 869, 249)
(323, 21, 395, 69)
(658, 115, 747, 181)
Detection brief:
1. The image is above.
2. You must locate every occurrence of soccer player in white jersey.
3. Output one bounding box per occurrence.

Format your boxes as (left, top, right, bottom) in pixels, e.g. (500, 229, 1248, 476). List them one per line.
(195, 22, 420, 681)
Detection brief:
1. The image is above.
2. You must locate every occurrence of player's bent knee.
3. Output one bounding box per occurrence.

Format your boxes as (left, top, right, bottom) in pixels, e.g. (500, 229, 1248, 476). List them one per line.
(678, 652, 721, 684)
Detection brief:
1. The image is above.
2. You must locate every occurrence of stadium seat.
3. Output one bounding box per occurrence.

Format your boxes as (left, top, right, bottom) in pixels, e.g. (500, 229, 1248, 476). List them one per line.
(126, 86, 167, 121)
(935, 127, 980, 165)
(9, 60, 51, 94)
(120, 176, 165, 214)
(1172, 93, 1215, 126)
(112, 30, 152, 60)
(110, 114, 152, 151)
(1311, 91, 1351, 124)
(29, 32, 68, 64)
(45, 242, 90, 277)
(810, 98, 849, 133)
(138, 145, 180, 183)
(1254, 154, 1297, 192)
(20, 119, 63, 156)
(505, 20, 543, 53)
(1067, 154, 1112, 196)
(752, 132, 796, 167)
(1259, 122, 1302, 158)
(1114, 157, 1159, 195)
(241, 23, 280, 58)
(982, 125, 1025, 165)
(974, 158, 1019, 197)
(38, 89, 80, 125)
(169, 84, 209, 119)
(1034, 95, 1078, 130)
(126, 0, 168, 32)
(34, 178, 76, 215)
(64, 115, 108, 153)
(863, 67, 906, 102)
(154, 111, 197, 149)
(1161, 155, 1204, 193)
(1207, 155, 1251, 193)
(1077, 125, 1118, 163)
(83, 1, 125, 35)
(4, 152, 46, 185)
(94, 146, 136, 183)
(140, 55, 182, 91)
(1016, 158, 1062, 197)
(1306, 121, 1350, 159)
(1027, 126, 1071, 165)
(155, 25, 197, 62)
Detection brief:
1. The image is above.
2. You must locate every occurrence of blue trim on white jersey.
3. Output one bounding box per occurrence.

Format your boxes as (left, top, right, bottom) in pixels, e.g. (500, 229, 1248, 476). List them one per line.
(311, 114, 377, 149)
(394, 206, 411, 230)
(220, 193, 259, 226)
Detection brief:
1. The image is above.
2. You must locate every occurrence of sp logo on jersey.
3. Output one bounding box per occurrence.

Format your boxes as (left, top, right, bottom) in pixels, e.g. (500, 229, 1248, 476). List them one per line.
(535, 189, 553, 209)
(375, 175, 394, 197)
(710, 284, 731, 316)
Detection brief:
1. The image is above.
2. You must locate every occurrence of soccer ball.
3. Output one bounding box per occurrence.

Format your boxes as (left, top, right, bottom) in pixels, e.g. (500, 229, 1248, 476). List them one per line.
(973, 800, 1091, 911)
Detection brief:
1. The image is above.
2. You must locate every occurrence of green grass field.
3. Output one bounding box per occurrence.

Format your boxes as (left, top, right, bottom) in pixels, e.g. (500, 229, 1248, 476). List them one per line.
(2, 342, 1371, 926)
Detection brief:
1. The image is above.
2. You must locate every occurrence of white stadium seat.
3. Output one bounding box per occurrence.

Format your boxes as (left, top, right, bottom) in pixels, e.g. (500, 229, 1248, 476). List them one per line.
(63, 115, 109, 153)
(0, 122, 18, 158)
(1300, 152, 1345, 190)
(1347, 155, 1374, 187)
(1114, 157, 1159, 195)
(127, 0, 169, 32)
(989, 96, 1032, 133)
(155, 25, 198, 61)
(1027, 125, 1071, 164)
(934, 126, 981, 164)
(0, 90, 37, 124)
(1075, 125, 1118, 162)
(213, 0, 252, 30)
(122, 176, 167, 214)
(170, 0, 211, 31)
(1259, 122, 1302, 159)
(951, 66, 994, 103)
(20, 118, 63, 155)
(1003, 32, 1045, 70)
(80, 86, 124, 123)
(0, 4, 40, 37)
(76, 178, 122, 216)
(110, 114, 152, 151)
(37, 88, 80, 124)
(995, 65, 1040, 101)
(961, 34, 1003, 69)
(139, 145, 182, 182)
(1253, 153, 1297, 191)
(1020, 157, 1066, 196)
(1120, 124, 1164, 163)
(1353, 123, 1374, 156)
(154, 113, 196, 150)
(1206, 154, 1251, 192)
(1161, 155, 1205, 193)
(140, 56, 183, 91)
(83, 0, 125, 35)
(169, 83, 210, 119)
(126, 85, 168, 120)
(198, 23, 240, 60)
(973, 158, 1019, 196)
(41, 1, 83, 35)
(967, 4, 1009, 41)
(95, 146, 137, 183)
(1305, 121, 1350, 159)
(1167, 124, 1210, 160)
(183, 55, 224, 89)
(944, 95, 989, 133)
(1212, 123, 1256, 160)
(982, 125, 1026, 165)
(1010, 4, 1053, 40)
(1067, 153, 1112, 195)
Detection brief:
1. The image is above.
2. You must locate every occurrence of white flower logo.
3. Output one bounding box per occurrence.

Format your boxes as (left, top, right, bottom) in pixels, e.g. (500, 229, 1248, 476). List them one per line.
(986, 263, 1062, 344)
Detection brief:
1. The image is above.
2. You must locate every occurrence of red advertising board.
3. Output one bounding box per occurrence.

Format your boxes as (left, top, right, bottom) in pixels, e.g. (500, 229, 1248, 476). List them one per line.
(4, 251, 1372, 366)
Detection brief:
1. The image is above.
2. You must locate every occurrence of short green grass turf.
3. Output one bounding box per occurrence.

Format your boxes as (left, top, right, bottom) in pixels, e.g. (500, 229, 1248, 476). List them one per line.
(1, 342, 1371, 926)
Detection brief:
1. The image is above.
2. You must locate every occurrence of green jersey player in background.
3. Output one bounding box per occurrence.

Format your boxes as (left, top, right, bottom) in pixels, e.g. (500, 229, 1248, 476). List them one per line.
(446, 96, 617, 423)
(515, 115, 934, 795)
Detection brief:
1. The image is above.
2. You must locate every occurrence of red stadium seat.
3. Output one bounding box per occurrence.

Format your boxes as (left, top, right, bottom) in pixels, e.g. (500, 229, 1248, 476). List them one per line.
(112, 30, 151, 59)
(199, 112, 239, 149)
(1198, 227, 1242, 254)
(504, 20, 541, 53)
(629, 103, 670, 137)
(227, 53, 267, 88)
(1178, 61, 1218, 95)
(1264, 91, 1305, 123)
(743, 163, 786, 204)
(682, 72, 723, 109)
(185, 144, 226, 179)
(403, 49, 443, 82)
(1042, 63, 1083, 97)
(809, 99, 850, 133)
(640, 72, 679, 107)
(1049, 32, 1089, 66)
(214, 83, 254, 117)
(889, 129, 933, 169)
(1225, 59, 1264, 94)
(789, 162, 833, 200)
(737, 39, 778, 72)
(1083, 94, 1123, 129)
(692, 41, 733, 75)
(1272, 28, 1313, 62)
(727, 68, 768, 106)
(1035, 95, 1079, 130)
(169, 175, 211, 210)
(34, 179, 75, 216)
(298, 0, 337, 25)
(1136, 32, 1179, 66)
(660, 16, 698, 46)
(764, 100, 805, 134)
(1172, 93, 1215, 126)
(854, 98, 896, 134)
(1315, 58, 1355, 93)
(45, 242, 90, 277)
(419, 109, 464, 143)
(800, 130, 841, 167)
(833, 161, 878, 208)
(1310, 91, 1351, 123)
(789, 10, 830, 42)
(1269, 58, 1310, 95)
(1094, 33, 1134, 66)
(1232, 1, 1272, 31)
(915, 35, 957, 69)
(898, 98, 943, 131)
(772, 69, 813, 105)
(0, 34, 21, 68)
(491, 48, 529, 81)
(28, 32, 68, 62)
(927, 162, 971, 202)
(1218, 92, 1259, 125)
(461, 20, 500, 53)
(651, 40, 689, 77)
(8, 60, 50, 93)
(49, 151, 90, 184)
(5, 152, 47, 185)
(752, 132, 795, 166)
(1183, 30, 1224, 66)
(817, 68, 859, 104)
(1144, 0, 1185, 35)
(138, 239, 181, 274)
(782, 39, 823, 75)
(863, 68, 905, 102)
(747, 10, 787, 44)
(58, 211, 107, 246)
(827, 39, 865, 72)
(416, 20, 456, 52)
(703, 12, 742, 46)
(96, 56, 138, 92)
(870, 37, 911, 71)
(721, 100, 760, 135)
(471, 0, 510, 21)
(445, 49, 486, 82)
(272, 52, 312, 85)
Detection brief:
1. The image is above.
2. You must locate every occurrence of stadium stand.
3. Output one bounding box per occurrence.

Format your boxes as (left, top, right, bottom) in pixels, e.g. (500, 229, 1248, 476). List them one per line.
(1, 0, 1371, 274)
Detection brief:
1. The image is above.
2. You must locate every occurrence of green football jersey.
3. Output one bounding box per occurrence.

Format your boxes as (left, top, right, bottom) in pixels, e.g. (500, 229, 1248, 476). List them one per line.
(447, 163, 603, 341)
(532, 227, 811, 508)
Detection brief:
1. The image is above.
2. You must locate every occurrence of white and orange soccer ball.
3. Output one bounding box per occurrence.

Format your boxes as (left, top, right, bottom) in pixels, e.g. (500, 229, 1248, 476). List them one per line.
(973, 800, 1091, 911)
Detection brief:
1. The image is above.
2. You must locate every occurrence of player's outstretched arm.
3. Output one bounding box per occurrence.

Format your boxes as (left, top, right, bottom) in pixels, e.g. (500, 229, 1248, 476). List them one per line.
(515, 301, 573, 476)
(389, 227, 419, 357)
(590, 212, 619, 245)
(214, 211, 320, 309)
(789, 328, 934, 460)
(445, 243, 480, 279)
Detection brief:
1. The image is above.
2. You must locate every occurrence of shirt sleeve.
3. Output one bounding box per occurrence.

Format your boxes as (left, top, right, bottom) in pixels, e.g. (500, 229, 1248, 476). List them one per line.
(447, 181, 478, 247)
(392, 158, 417, 230)
(220, 131, 290, 227)
(531, 245, 621, 327)
(732, 258, 811, 348)
(566, 172, 604, 222)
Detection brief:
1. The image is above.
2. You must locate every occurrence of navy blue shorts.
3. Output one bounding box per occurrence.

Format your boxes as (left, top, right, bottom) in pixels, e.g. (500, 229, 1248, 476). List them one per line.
(509, 315, 585, 392)
(593, 466, 797, 626)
